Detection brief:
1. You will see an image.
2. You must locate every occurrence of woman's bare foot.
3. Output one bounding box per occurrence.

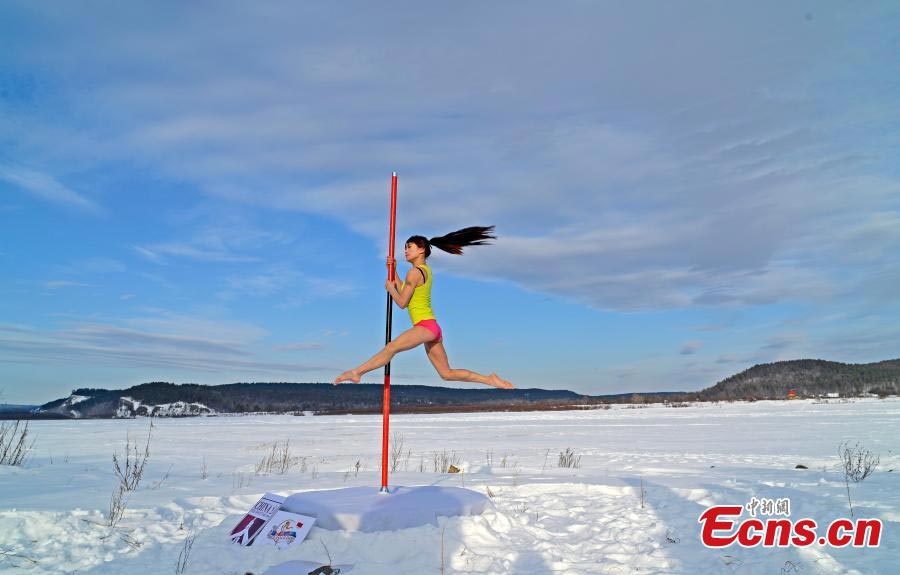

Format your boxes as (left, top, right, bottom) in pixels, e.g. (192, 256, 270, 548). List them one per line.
(487, 373, 514, 389)
(334, 370, 361, 385)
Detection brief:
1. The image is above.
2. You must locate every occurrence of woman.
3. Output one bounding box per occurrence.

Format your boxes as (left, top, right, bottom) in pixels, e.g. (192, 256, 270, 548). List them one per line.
(334, 225, 513, 389)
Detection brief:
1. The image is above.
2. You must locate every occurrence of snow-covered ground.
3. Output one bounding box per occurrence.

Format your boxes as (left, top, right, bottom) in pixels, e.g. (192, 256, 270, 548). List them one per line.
(0, 398, 897, 574)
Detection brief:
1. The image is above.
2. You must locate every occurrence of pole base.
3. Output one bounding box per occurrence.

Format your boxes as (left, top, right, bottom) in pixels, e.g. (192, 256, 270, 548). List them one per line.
(281, 485, 492, 532)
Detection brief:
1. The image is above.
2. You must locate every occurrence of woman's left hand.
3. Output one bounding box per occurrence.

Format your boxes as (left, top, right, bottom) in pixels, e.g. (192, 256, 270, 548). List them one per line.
(385, 279, 395, 293)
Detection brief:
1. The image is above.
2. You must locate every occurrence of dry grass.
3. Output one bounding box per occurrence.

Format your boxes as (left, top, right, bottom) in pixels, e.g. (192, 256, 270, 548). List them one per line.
(107, 421, 153, 527)
(175, 531, 196, 574)
(389, 431, 405, 473)
(254, 440, 304, 475)
(432, 450, 461, 473)
(558, 447, 581, 468)
(838, 440, 879, 517)
(0, 420, 33, 466)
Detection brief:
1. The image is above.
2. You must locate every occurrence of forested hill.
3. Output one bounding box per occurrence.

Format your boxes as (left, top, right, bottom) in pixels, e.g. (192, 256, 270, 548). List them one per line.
(698, 358, 900, 401)
(27, 357, 900, 419)
(37, 382, 585, 418)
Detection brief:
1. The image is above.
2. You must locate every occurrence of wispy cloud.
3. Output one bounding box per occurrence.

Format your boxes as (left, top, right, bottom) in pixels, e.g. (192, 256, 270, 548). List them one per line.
(0, 163, 102, 214)
(4, 3, 898, 315)
(132, 209, 295, 266)
(321, 329, 349, 337)
(220, 265, 301, 299)
(215, 262, 357, 306)
(759, 333, 806, 354)
(680, 341, 703, 355)
(133, 242, 260, 264)
(0, 313, 337, 375)
(274, 342, 324, 351)
(43, 280, 94, 289)
(131, 245, 165, 264)
(133, 271, 178, 290)
(52, 257, 127, 277)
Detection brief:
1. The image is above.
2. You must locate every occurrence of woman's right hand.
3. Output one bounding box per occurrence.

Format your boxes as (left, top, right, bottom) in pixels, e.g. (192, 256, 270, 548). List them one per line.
(386, 257, 398, 282)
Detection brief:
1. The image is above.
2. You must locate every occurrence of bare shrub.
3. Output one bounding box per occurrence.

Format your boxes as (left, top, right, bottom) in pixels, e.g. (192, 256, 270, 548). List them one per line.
(254, 440, 301, 475)
(344, 459, 362, 481)
(558, 447, 581, 468)
(0, 547, 39, 568)
(440, 524, 446, 575)
(838, 441, 879, 517)
(485, 449, 515, 468)
(114, 422, 153, 491)
(151, 464, 173, 490)
(107, 484, 129, 528)
(839, 441, 880, 482)
(175, 531, 196, 575)
(390, 431, 405, 473)
(432, 450, 460, 473)
(107, 421, 153, 527)
(403, 448, 412, 472)
(0, 420, 34, 466)
(232, 470, 253, 490)
(320, 540, 334, 570)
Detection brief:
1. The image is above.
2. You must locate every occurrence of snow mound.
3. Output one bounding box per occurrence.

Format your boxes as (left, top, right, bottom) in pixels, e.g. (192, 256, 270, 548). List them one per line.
(281, 485, 492, 532)
(262, 560, 355, 574)
(115, 397, 215, 418)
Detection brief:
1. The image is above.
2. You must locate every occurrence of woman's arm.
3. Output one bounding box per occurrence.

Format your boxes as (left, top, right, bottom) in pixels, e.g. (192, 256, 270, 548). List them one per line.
(386, 268, 421, 308)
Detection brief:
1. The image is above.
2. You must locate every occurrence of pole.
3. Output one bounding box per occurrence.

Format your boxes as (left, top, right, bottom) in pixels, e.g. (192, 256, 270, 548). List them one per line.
(381, 172, 398, 493)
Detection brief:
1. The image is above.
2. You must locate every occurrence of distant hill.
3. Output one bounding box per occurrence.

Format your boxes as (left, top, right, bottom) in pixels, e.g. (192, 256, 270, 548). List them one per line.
(27, 357, 900, 419)
(0, 404, 67, 420)
(36, 382, 586, 418)
(0, 404, 36, 412)
(697, 358, 900, 401)
(0, 404, 37, 415)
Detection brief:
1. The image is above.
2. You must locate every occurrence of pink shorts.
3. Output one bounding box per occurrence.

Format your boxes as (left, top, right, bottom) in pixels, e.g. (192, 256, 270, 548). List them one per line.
(414, 319, 442, 342)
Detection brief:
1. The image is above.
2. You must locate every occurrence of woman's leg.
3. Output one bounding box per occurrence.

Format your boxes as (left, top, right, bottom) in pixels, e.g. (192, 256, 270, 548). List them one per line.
(334, 326, 436, 384)
(424, 340, 513, 389)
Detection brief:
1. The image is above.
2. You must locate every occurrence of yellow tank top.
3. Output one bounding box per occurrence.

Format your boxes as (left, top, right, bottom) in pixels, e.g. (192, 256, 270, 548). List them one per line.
(401, 263, 436, 324)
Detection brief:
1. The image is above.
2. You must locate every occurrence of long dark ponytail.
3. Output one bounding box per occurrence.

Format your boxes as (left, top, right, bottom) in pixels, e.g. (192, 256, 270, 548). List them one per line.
(407, 225, 496, 258)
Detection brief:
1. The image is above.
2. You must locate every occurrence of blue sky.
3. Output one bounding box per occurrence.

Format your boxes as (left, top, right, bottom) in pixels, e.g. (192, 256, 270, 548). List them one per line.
(1, 2, 899, 404)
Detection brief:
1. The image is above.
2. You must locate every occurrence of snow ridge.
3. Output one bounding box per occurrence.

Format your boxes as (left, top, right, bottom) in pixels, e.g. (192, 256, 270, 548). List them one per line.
(114, 397, 216, 418)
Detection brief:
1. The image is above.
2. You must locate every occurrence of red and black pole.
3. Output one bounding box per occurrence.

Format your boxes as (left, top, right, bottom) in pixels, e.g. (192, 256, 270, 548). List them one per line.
(381, 172, 398, 493)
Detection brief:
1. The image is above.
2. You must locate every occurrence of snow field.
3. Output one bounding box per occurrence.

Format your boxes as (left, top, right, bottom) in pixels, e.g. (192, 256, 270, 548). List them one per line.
(0, 398, 897, 574)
